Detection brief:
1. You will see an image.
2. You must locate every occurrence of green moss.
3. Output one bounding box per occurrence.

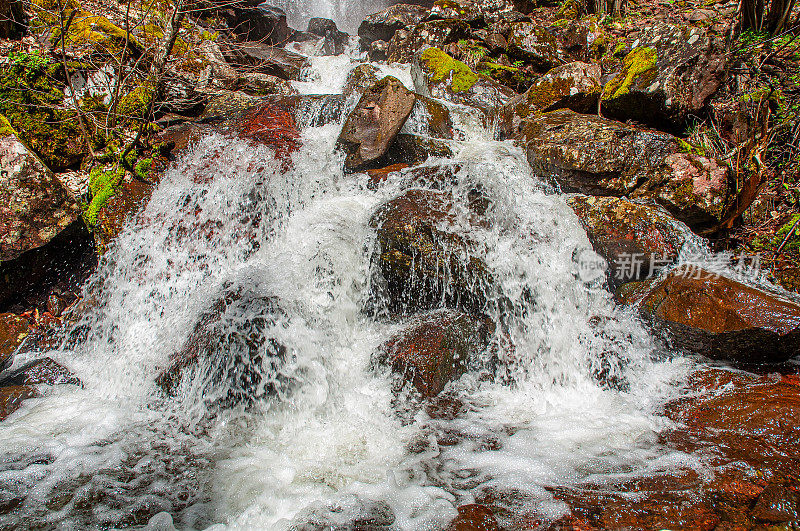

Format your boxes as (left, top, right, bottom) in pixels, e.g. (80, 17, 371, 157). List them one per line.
(0, 114, 17, 137)
(53, 10, 140, 55)
(420, 47, 479, 93)
(118, 84, 154, 120)
(602, 47, 657, 100)
(134, 158, 152, 180)
(556, 0, 580, 20)
(84, 166, 125, 227)
(0, 63, 103, 171)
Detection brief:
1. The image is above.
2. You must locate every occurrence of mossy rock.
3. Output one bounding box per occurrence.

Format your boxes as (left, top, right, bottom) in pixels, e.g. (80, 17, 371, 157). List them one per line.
(52, 10, 142, 57)
(420, 47, 479, 93)
(117, 84, 154, 120)
(602, 47, 657, 100)
(0, 63, 103, 171)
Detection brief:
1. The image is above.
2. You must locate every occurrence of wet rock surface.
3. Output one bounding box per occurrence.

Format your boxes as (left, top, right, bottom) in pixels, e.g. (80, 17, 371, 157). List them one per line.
(376, 309, 494, 398)
(368, 188, 493, 315)
(618, 266, 800, 364)
(337, 76, 417, 171)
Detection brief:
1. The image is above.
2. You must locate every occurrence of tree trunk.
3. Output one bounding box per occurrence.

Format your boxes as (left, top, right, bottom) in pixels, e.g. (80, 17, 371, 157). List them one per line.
(765, 0, 796, 34)
(740, 0, 764, 31)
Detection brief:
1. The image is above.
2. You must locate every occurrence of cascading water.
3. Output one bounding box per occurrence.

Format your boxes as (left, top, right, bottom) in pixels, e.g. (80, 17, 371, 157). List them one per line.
(0, 38, 717, 531)
(269, 0, 395, 34)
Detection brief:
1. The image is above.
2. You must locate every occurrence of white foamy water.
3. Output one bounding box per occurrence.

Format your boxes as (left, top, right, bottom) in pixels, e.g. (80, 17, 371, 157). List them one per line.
(0, 52, 711, 530)
(270, 0, 395, 34)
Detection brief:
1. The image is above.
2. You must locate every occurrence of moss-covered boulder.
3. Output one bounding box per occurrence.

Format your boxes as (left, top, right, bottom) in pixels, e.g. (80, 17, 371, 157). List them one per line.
(502, 61, 601, 135)
(53, 10, 142, 57)
(387, 20, 470, 64)
(412, 47, 515, 123)
(567, 195, 696, 288)
(0, 62, 100, 171)
(337, 76, 417, 171)
(375, 309, 495, 398)
(519, 109, 730, 230)
(367, 189, 493, 315)
(617, 266, 800, 365)
(507, 22, 561, 71)
(600, 23, 727, 131)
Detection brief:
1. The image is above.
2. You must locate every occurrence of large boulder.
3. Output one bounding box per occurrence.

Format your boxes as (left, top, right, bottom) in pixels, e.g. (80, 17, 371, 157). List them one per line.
(358, 4, 430, 48)
(519, 110, 730, 230)
(156, 287, 290, 407)
(0, 357, 81, 387)
(387, 20, 469, 64)
(567, 195, 695, 288)
(337, 76, 416, 171)
(412, 47, 515, 122)
(0, 131, 88, 309)
(307, 17, 349, 56)
(220, 43, 310, 81)
(219, 1, 292, 45)
(502, 61, 601, 135)
(368, 189, 493, 315)
(617, 266, 800, 364)
(600, 23, 727, 131)
(506, 22, 561, 71)
(375, 309, 494, 398)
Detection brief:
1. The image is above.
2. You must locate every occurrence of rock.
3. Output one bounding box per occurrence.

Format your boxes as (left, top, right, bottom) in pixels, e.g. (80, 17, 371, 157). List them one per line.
(0, 385, 39, 421)
(412, 47, 515, 122)
(751, 482, 800, 523)
(154, 122, 214, 159)
(618, 266, 800, 364)
(155, 287, 289, 406)
(221, 43, 310, 81)
(337, 76, 416, 171)
(385, 134, 455, 166)
(368, 189, 492, 314)
(94, 179, 155, 252)
(600, 23, 727, 131)
(410, 96, 454, 139)
(223, 99, 302, 166)
(567, 195, 695, 288)
(507, 22, 561, 71)
(0, 357, 81, 387)
(0, 313, 29, 372)
(446, 504, 500, 531)
(219, 1, 292, 45)
(358, 4, 430, 47)
(552, 17, 605, 63)
(519, 110, 730, 229)
(221, 72, 297, 97)
(687, 8, 716, 23)
(376, 309, 494, 397)
(365, 163, 411, 188)
(368, 39, 389, 61)
(0, 131, 89, 309)
(342, 64, 381, 99)
(307, 17, 348, 55)
(502, 61, 601, 134)
(387, 20, 469, 64)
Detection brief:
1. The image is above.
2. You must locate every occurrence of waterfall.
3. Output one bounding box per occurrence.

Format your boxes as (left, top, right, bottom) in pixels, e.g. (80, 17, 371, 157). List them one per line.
(270, 0, 396, 34)
(0, 45, 701, 531)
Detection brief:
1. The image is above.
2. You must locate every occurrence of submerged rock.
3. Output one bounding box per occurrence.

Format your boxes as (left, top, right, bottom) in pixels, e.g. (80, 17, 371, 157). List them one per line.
(567, 195, 694, 287)
(600, 23, 727, 131)
(0, 357, 81, 387)
(337, 76, 416, 171)
(376, 309, 494, 398)
(519, 110, 730, 230)
(368, 189, 492, 314)
(156, 288, 289, 407)
(0, 385, 39, 421)
(618, 266, 800, 364)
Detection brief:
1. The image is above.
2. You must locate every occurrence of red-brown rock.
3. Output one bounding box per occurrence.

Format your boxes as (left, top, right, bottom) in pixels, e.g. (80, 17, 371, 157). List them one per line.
(618, 266, 800, 364)
(0, 385, 39, 421)
(446, 504, 500, 531)
(378, 309, 494, 398)
(0, 313, 29, 371)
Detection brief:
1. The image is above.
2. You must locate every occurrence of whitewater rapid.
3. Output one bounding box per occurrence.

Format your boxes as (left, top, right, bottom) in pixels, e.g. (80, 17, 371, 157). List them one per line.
(0, 44, 705, 531)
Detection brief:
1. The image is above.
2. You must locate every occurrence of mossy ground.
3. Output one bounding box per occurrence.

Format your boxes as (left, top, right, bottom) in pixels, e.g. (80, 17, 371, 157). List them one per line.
(420, 47, 479, 93)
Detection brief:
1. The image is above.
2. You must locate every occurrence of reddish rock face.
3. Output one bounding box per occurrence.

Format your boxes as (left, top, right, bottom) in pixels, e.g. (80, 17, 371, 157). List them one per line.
(368, 189, 493, 314)
(0, 313, 30, 371)
(0, 385, 39, 421)
(620, 266, 800, 364)
(567, 195, 693, 287)
(551, 368, 800, 530)
(338, 76, 417, 171)
(95, 179, 154, 252)
(446, 504, 500, 531)
(378, 309, 494, 398)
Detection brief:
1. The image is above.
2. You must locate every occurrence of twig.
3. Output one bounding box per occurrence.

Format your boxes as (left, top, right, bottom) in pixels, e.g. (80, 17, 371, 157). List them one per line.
(777, 215, 800, 253)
